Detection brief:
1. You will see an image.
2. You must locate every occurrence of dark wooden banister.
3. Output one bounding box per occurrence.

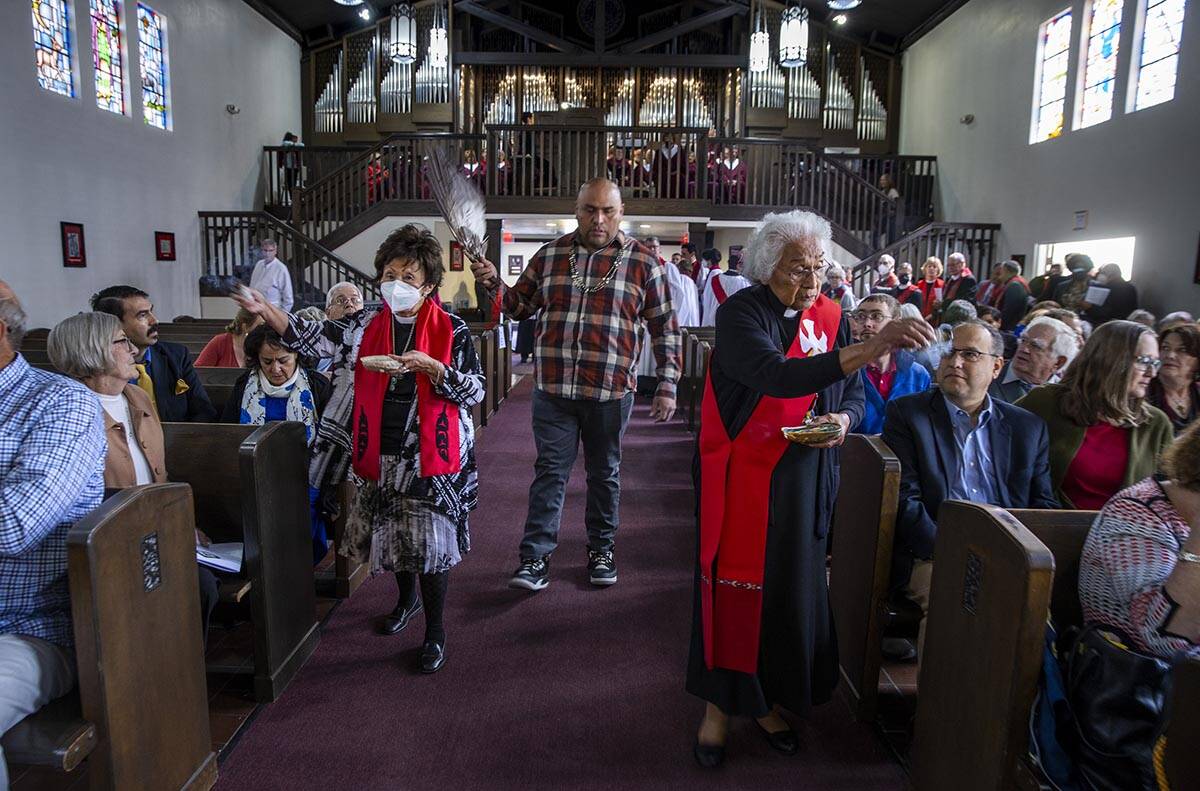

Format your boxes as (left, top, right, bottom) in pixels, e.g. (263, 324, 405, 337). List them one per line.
(850, 221, 1003, 298)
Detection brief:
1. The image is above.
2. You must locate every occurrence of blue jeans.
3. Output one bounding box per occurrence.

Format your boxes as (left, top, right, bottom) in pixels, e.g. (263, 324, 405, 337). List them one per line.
(519, 389, 634, 559)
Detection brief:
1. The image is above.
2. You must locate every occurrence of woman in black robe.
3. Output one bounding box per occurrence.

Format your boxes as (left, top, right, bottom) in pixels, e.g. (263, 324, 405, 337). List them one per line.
(687, 210, 935, 767)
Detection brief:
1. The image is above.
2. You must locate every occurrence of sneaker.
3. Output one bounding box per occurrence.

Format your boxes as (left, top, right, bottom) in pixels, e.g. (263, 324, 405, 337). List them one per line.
(509, 556, 550, 591)
(587, 549, 617, 586)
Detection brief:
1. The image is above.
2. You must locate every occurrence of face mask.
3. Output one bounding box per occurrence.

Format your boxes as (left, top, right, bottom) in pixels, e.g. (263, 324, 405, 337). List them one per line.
(897, 273, 912, 286)
(381, 280, 424, 313)
(877, 264, 892, 277)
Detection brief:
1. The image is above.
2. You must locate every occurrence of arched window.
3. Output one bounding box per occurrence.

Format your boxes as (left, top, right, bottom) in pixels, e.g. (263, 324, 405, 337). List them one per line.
(1077, 0, 1124, 128)
(1131, 0, 1188, 111)
(1031, 8, 1073, 143)
(90, 0, 125, 114)
(32, 0, 75, 98)
(137, 2, 170, 129)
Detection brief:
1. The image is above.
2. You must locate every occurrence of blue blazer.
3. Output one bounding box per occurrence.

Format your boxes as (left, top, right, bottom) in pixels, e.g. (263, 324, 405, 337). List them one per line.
(858, 351, 930, 434)
(146, 340, 216, 423)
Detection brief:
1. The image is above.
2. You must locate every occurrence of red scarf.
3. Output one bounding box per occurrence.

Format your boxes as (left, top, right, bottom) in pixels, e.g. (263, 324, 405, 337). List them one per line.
(351, 301, 460, 481)
(712, 274, 729, 304)
(990, 275, 1029, 307)
(698, 294, 843, 673)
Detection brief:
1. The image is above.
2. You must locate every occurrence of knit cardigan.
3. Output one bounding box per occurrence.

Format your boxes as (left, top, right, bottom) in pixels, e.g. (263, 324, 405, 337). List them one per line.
(1015, 384, 1173, 508)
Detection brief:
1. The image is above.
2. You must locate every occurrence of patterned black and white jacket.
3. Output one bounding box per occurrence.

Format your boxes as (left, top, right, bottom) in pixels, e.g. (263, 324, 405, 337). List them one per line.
(284, 307, 486, 525)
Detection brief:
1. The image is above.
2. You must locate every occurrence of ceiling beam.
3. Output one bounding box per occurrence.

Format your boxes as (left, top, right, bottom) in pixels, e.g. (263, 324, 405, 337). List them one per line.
(455, 52, 746, 67)
(454, 0, 582, 53)
(617, 3, 748, 53)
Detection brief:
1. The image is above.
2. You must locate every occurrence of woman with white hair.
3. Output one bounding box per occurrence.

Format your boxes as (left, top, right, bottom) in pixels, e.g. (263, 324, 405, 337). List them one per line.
(688, 210, 934, 767)
(822, 262, 857, 311)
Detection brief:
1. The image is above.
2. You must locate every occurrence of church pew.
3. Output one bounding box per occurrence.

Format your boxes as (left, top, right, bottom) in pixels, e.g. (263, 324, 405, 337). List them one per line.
(911, 501, 1055, 791)
(205, 384, 235, 416)
(478, 329, 498, 424)
(321, 481, 368, 599)
(4, 484, 217, 790)
(196, 366, 247, 387)
(162, 422, 320, 702)
(829, 433, 902, 722)
(1165, 655, 1200, 789)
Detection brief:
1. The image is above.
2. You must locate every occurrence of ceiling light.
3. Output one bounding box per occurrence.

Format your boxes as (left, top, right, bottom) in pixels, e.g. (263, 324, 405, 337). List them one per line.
(358, 7, 371, 20)
(545, 222, 556, 227)
(827, 1, 862, 9)
(429, 1, 448, 67)
(333, 0, 364, 6)
(639, 224, 651, 229)
(749, 10, 770, 73)
(389, 4, 417, 64)
(779, 3, 809, 68)
(832, 13, 848, 25)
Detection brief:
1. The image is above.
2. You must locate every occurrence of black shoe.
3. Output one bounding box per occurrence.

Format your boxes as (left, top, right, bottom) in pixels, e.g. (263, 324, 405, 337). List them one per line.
(379, 599, 422, 635)
(755, 719, 799, 755)
(693, 740, 725, 768)
(587, 549, 617, 586)
(420, 640, 446, 673)
(881, 637, 918, 663)
(509, 556, 550, 591)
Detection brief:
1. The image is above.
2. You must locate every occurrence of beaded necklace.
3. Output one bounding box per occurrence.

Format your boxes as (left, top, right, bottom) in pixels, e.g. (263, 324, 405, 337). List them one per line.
(568, 239, 633, 294)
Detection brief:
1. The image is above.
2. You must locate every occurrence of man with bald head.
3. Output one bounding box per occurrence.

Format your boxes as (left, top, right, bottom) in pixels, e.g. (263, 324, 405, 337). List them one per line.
(471, 177, 680, 591)
(0, 281, 107, 786)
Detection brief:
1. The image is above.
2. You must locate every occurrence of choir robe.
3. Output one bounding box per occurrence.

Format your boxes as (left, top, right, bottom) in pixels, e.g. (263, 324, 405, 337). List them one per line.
(686, 284, 864, 717)
(718, 159, 747, 203)
(654, 144, 685, 198)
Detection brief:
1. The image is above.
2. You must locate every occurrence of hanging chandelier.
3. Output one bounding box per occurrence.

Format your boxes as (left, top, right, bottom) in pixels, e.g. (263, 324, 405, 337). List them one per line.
(749, 10, 770, 73)
(389, 3, 417, 64)
(779, 2, 809, 68)
(429, 1, 448, 68)
(332, 0, 364, 6)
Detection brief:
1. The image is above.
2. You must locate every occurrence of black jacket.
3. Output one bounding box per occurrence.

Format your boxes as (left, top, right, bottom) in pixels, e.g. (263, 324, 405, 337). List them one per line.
(219, 367, 332, 424)
(942, 274, 977, 305)
(1082, 279, 1138, 325)
(145, 340, 216, 422)
(881, 389, 1058, 572)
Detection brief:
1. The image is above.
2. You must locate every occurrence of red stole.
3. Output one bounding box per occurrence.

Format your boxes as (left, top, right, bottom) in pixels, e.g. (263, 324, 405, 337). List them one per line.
(697, 294, 843, 673)
(351, 301, 461, 481)
(990, 276, 1029, 307)
(711, 274, 729, 304)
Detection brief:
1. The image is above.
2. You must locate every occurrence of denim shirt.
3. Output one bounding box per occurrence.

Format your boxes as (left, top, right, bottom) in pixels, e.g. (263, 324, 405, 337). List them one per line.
(944, 394, 1001, 504)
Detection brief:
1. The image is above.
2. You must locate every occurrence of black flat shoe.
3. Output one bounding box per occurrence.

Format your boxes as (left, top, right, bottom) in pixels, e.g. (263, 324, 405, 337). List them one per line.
(379, 600, 422, 635)
(693, 740, 725, 768)
(755, 719, 799, 755)
(420, 640, 446, 674)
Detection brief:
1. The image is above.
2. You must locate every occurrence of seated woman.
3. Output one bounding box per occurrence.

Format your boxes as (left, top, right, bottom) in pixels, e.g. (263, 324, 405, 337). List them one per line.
(1017, 320, 1173, 509)
(1148, 322, 1200, 434)
(195, 308, 262, 368)
(231, 225, 485, 674)
(688, 209, 934, 768)
(1080, 420, 1200, 659)
(221, 324, 332, 561)
(46, 311, 219, 646)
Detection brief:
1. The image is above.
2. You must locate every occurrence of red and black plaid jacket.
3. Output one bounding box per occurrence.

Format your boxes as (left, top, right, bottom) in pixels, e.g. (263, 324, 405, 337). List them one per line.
(499, 231, 681, 401)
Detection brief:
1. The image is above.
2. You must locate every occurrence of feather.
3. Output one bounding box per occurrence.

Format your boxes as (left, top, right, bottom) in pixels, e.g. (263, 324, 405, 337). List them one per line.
(424, 148, 488, 264)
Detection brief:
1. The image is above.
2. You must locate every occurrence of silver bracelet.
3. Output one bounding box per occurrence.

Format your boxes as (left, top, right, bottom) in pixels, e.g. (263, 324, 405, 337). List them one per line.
(1180, 550, 1200, 564)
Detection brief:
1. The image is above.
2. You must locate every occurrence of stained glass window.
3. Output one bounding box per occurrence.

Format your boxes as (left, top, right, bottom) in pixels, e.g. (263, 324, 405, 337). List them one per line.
(1032, 9, 1073, 143)
(1078, 0, 1123, 128)
(32, 0, 75, 98)
(137, 3, 170, 129)
(1133, 0, 1188, 110)
(91, 0, 124, 114)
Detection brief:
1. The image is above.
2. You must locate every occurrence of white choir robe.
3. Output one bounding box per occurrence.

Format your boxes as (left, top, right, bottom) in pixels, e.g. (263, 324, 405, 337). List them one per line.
(638, 262, 701, 377)
(700, 271, 752, 327)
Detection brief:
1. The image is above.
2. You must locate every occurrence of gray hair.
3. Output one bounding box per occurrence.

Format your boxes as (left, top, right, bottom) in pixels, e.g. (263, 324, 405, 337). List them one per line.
(0, 296, 28, 352)
(947, 252, 966, 266)
(878, 254, 895, 268)
(325, 281, 362, 307)
(1127, 308, 1157, 328)
(955, 319, 1004, 357)
(47, 312, 121, 380)
(261, 238, 278, 249)
(1000, 260, 1022, 276)
(1159, 311, 1195, 330)
(295, 306, 326, 323)
(942, 299, 977, 326)
(1025, 315, 1079, 364)
(742, 210, 832, 285)
(826, 262, 846, 280)
(898, 303, 924, 322)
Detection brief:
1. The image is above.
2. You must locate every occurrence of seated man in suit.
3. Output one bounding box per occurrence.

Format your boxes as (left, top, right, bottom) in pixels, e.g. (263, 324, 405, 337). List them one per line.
(853, 293, 932, 433)
(989, 315, 1076, 403)
(0, 281, 107, 789)
(882, 320, 1058, 660)
(91, 285, 216, 422)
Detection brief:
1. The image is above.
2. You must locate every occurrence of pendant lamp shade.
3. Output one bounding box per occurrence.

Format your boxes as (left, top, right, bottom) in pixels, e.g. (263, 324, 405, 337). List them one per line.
(749, 11, 770, 73)
(389, 3, 417, 64)
(779, 4, 809, 68)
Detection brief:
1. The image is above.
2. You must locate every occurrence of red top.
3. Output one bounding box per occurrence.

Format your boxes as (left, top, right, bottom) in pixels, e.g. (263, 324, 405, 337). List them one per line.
(1062, 423, 1131, 509)
(917, 278, 944, 317)
(865, 358, 897, 400)
(195, 332, 239, 368)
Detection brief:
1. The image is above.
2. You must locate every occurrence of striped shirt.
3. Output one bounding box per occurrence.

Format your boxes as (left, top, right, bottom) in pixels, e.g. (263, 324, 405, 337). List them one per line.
(499, 232, 681, 401)
(1, 355, 107, 648)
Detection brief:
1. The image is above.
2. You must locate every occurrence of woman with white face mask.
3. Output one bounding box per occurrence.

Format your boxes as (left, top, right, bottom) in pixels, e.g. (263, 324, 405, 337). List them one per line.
(231, 225, 486, 674)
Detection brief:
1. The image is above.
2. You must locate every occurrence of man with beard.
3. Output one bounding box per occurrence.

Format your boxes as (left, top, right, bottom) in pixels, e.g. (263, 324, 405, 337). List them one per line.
(91, 285, 216, 422)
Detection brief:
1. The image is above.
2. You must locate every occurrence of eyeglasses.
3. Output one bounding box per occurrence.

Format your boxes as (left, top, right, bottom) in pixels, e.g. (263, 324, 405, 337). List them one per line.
(1017, 336, 1051, 352)
(112, 337, 135, 351)
(943, 347, 1000, 364)
(330, 295, 364, 309)
(1134, 355, 1163, 373)
(782, 262, 829, 283)
(850, 310, 889, 323)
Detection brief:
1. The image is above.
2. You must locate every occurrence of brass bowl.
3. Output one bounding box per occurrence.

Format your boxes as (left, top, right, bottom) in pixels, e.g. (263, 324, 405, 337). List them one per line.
(781, 423, 842, 445)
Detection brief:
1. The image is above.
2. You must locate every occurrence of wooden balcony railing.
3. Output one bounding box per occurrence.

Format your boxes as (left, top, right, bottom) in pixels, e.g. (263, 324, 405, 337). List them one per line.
(850, 222, 1002, 298)
(829, 154, 939, 227)
(262, 145, 373, 208)
(199, 211, 379, 307)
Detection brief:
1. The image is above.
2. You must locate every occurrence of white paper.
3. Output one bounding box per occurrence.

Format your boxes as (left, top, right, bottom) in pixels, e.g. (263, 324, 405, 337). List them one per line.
(1085, 285, 1110, 306)
(196, 542, 243, 573)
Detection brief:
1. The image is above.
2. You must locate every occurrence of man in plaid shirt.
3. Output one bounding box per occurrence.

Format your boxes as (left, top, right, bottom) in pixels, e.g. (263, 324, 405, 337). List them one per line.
(0, 281, 106, 787)
(471, 178, 681, 590)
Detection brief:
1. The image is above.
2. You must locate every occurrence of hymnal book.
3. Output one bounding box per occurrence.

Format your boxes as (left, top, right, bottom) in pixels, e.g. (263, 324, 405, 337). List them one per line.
(196, 542, 243, 573)
(1085, 285, 1110, 306)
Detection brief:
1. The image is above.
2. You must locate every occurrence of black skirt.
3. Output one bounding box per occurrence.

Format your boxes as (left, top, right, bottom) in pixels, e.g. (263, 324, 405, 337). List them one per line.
(685, 442, 839, 718)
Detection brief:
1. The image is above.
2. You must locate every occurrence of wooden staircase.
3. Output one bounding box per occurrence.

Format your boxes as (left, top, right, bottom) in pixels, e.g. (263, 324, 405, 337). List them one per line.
(849, 221, 1003, 296)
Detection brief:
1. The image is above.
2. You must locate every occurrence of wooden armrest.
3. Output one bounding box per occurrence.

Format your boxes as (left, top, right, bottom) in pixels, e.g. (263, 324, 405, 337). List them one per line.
(1, 693, 96, 772)
(218, 577, 253, 604)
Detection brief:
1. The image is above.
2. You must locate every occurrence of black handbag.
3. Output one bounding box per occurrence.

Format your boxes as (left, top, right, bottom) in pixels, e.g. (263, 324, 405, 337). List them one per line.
(1064, 626, 1173, 791)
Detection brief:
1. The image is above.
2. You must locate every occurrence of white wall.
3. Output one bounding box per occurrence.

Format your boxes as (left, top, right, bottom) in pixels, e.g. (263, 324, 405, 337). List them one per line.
(900, 0, 1200, 314)
(2, 0, 301, 328)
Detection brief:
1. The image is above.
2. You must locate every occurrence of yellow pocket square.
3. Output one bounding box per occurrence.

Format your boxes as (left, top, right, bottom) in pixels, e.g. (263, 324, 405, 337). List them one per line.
(174, 379, 190, 396)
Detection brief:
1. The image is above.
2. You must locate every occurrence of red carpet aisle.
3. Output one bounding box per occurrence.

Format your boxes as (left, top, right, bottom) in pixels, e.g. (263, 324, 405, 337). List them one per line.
(214, 377, 907, 791)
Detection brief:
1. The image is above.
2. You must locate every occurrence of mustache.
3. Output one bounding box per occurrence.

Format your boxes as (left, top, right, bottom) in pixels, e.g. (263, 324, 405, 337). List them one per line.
(147, 324, 159, 335)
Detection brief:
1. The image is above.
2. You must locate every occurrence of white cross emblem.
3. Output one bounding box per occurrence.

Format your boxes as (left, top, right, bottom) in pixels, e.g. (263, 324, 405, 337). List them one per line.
(798, 319, 828, 355)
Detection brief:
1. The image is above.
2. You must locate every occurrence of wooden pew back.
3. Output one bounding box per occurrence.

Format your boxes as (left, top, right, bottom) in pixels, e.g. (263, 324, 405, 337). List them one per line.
(69, 484, 217, 790)
(1165, 655, 1200, 788)
(162, 422, 319, 701)
(829, 433, 901, 721)
(1008, 509, 1097, 631)
(912, 501, 1055, 791)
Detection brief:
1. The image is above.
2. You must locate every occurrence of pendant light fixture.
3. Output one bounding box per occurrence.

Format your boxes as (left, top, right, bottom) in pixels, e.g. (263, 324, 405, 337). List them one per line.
(429, 1, 448, 68)
(333, 0, 365, 6)
(389, 3, 417, 64)
(749, 5, 770, 73)
(779, 2, 809, 68)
